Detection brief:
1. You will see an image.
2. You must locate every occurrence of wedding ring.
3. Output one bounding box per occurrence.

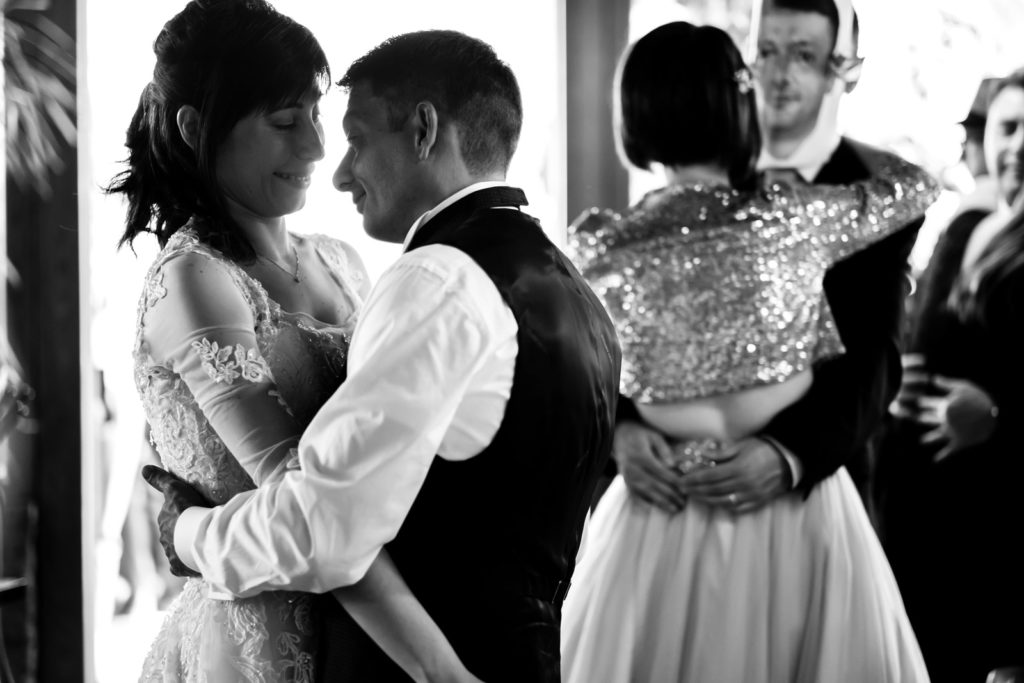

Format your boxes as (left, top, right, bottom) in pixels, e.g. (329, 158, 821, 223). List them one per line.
(728, 493, 738, 505)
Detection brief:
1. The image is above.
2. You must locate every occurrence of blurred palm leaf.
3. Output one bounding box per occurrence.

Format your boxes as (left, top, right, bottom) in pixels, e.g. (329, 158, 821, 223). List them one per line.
(1, 0, 59, 430)
(3, 1, 76, 197)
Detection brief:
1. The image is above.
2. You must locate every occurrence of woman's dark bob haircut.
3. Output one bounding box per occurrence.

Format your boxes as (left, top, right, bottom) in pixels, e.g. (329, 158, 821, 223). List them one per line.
(616, 21, 761, 190)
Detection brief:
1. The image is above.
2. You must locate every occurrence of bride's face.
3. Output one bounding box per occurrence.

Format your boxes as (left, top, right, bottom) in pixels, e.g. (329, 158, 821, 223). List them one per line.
(215, 93, 326, 223)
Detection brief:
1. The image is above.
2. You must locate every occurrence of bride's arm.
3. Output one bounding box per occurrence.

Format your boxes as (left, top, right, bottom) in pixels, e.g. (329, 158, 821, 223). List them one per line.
(143, 253, 303, 483)
(146, 254, 479, 681)
(332, 550, 482, 683)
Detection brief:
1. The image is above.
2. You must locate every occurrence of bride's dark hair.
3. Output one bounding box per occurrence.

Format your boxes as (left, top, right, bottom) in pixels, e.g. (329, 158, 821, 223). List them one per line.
(948, 68, 1024, 326)
(106, 0, 330, 260)
(615, 21, 761, 191)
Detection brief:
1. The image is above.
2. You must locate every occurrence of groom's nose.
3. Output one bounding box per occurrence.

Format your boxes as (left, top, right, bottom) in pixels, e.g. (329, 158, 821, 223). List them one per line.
(333, 148, 355, 192)
(763, 55, 793, 87)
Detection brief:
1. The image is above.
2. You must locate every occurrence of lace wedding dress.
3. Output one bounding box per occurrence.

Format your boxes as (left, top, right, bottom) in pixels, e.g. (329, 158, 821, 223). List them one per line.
(133, 225, 364, 682)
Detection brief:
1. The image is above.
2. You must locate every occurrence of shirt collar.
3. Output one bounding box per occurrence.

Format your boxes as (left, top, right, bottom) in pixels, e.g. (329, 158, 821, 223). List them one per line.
(401, 181, 511, 250)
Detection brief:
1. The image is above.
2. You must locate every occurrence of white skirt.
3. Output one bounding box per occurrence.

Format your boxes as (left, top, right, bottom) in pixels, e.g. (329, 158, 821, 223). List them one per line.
(561, 469, 929, 683)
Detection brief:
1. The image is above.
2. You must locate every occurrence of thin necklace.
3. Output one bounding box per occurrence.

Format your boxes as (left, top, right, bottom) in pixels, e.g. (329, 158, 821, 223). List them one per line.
(259, 244, 301, 283)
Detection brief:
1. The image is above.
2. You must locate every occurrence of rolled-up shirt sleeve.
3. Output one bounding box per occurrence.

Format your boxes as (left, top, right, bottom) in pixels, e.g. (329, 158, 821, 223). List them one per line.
(178, 247, 508, 597)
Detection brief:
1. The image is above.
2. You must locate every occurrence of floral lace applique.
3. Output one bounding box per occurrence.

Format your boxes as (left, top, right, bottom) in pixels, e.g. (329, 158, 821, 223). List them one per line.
(144, 270, 168, 310)
(192, 338, 274, 385)
(134, 226, 357, 682)
(140, 579, 319, 683)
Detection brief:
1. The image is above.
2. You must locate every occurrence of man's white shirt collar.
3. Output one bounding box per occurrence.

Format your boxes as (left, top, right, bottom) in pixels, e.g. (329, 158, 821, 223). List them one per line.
(402, 181, 511, 250)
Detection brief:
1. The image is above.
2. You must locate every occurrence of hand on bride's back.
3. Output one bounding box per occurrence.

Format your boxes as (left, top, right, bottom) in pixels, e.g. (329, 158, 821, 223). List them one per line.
(141, 464, 211, 577)
(613, 420, 687, 512)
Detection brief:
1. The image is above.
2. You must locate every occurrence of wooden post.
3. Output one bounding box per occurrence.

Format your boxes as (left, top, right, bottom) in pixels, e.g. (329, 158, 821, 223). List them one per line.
(5, 0, 85, 678)
(564, 0, 630, 225)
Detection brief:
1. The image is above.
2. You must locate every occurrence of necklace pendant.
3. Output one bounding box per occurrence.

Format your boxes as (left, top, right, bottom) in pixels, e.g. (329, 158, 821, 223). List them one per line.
(258, 243, 300, 283)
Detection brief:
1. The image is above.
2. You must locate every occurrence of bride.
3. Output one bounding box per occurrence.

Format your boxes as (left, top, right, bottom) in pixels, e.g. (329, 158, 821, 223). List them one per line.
(108, 1, 479, 681)
(561, 21, 935, 682)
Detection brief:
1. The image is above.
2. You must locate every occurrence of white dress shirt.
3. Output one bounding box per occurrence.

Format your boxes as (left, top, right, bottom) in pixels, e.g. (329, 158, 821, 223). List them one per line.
(174, 182, 519, 597)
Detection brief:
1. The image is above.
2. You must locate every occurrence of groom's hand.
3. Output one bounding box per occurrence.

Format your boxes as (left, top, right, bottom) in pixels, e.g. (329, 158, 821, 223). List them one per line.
(141, 465, 208, 578)
(678, 437, 791, 514)
(613, 421, 687, 512)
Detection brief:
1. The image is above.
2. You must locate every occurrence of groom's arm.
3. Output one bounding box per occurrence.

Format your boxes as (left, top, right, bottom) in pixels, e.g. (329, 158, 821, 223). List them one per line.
(168, 249, 513, 597)
(761, 221, 920, 493)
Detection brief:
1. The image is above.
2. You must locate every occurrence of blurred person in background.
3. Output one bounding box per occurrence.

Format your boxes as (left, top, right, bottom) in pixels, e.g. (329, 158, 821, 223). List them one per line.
(878, 66, 1024, 683)
(560, 20, 936, 682)
(953, 77, 1001, 217)
(610, 0, 925, 531)
(746, 0, 926, 522)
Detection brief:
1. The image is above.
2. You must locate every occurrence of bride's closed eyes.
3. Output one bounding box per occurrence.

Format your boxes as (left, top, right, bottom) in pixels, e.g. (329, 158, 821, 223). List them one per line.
(268, 101, 322, 131)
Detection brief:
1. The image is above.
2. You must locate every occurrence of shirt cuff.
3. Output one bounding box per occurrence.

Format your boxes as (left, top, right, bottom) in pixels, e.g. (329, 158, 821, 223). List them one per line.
(760, 435, 802, 488)
(174, 506, 210, 573)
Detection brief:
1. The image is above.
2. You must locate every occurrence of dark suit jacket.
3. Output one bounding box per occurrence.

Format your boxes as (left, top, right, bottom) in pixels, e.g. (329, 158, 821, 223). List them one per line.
(761, 138, 924, 498)
(616, 138, 924, 501)
(876, 208, 1024, 682)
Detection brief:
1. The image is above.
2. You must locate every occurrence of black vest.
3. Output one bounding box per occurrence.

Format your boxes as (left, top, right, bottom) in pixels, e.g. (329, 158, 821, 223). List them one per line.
(318, 187, 620, 682)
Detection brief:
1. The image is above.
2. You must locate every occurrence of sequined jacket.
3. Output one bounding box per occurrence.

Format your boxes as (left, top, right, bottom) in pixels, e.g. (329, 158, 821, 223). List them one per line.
(571, 152, 938, 470)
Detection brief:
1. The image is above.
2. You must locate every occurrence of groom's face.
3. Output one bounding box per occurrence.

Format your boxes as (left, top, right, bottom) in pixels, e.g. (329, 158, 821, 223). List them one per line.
(756, 9, 836, 143)
(335, 83, 431, 243)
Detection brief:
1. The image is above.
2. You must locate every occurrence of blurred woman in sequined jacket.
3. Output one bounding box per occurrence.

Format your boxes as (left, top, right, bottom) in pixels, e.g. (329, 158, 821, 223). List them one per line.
(560, 21, 937, 683)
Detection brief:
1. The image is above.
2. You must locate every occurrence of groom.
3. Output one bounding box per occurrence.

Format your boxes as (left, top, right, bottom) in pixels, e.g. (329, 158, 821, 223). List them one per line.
(144, 30, 620, 682)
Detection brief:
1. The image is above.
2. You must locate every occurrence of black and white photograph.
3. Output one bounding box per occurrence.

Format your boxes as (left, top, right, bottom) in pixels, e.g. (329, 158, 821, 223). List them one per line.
(1, 0, 1023, 681)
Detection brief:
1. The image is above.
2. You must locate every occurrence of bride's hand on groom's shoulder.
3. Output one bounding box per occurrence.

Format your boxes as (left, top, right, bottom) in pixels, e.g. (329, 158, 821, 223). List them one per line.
(141, 465, 210, 578)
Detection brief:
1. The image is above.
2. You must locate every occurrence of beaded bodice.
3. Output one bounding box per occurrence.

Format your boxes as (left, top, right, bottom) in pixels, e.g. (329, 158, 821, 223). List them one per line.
(570, 158, 939, 403)
(132, 228, 359, 502)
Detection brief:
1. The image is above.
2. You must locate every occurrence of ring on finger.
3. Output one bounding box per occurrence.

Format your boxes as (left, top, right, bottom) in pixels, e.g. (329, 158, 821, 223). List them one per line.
(727, 492, 738, 505)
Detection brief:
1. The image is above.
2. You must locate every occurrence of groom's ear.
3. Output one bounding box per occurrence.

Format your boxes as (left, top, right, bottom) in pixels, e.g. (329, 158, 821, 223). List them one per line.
(411, 101, 439, 162)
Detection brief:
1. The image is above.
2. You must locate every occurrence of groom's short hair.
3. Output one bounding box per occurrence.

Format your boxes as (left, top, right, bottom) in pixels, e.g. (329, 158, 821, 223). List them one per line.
(340, 30, 522, 175)
(764, 0, 858, 56)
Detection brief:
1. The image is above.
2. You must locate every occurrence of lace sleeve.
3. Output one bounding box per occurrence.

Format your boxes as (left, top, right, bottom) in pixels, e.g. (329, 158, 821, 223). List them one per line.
(141, 252, 300, 485)
(779, 154, 940, 264)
